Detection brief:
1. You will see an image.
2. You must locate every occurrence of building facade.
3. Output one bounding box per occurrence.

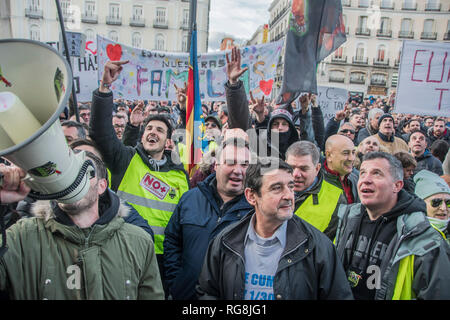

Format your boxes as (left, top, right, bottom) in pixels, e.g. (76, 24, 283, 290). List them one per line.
(0, 0, 210, 53)
(266, 0, 450, 99)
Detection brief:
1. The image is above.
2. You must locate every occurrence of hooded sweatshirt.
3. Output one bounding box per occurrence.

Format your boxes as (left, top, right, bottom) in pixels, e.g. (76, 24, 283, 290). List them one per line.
(343, 190, 426, 300)
(266, 109, 299, 160)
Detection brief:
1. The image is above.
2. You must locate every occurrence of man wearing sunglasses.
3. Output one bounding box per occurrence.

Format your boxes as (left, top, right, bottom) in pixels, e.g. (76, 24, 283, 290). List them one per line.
(414, 170, 450, 241)
(338, 123, 356, 144)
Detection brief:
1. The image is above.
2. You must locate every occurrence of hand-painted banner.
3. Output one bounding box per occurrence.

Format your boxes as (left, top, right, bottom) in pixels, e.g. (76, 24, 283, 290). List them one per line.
(396, 41, 450, 116)
(317, 86, 348, 125)
(97, 35, 283, 102)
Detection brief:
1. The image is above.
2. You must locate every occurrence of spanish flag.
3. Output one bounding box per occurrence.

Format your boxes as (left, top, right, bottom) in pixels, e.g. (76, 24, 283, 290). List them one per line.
(185, 27, 204, 174)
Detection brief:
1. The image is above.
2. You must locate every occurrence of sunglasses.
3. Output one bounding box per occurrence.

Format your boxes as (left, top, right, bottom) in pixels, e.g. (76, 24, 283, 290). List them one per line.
(340, 129, 355, 135)
(430, 198, 450, 208)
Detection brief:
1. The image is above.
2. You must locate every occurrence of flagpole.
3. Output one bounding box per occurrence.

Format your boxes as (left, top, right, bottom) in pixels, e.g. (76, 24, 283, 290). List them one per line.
(55, 0, 80, 122)
(187, 0, 197, 52)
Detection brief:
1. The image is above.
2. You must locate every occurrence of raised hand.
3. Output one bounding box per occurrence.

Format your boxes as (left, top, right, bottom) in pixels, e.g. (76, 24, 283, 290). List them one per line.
(226, 47, 249, 85)
(249, 91, 265, 115)
(129, 101, 147, 127)
(0, 164, 30, 204)
(100, 60, 129, 92)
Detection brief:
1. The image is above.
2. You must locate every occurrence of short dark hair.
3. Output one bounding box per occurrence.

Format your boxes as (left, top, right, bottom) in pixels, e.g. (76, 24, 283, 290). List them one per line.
(61, 120, 87, 139)
(431, 139, 449, 163)
(408, 129, 428, 142)
(394, 152, 417, 169)
(245, 157, 293, 196)
(362, 151, 403, 181)
(285, 141, 320, 165)
(69, 139, 103, 161)
(142, 114, 173, 139)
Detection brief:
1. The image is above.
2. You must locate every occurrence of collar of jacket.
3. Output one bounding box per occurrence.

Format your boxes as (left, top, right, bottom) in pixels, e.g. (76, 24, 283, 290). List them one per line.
(135, 143, 186, 173)
(294, 170, 324, 205)
(415, 149, 431, 161)
(30, 190, 130, 244)
(323, 160, 350, 182)
(221, 212, 314, 262)
(378, 131, 394, 142)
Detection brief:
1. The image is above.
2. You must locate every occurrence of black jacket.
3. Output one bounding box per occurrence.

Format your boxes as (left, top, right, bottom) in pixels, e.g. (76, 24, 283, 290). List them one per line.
(89, 89, 189, 191)
(196, 213, 354, 300)
(414, 150, 443, 176)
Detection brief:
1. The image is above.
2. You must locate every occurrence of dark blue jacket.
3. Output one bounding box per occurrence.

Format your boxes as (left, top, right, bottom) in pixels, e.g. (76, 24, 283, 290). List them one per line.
(163, 173, 252, 300)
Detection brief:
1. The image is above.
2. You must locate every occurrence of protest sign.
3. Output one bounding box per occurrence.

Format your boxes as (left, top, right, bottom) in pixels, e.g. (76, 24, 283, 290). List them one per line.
(97, 35, 283, 102)
(317, 86, 348, 124)
(73, 40, 98, 102)
(396, 41, 450, 116)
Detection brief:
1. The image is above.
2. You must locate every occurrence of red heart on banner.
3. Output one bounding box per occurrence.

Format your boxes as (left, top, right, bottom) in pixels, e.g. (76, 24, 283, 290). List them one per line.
(106, 44, 122, 61)
(259, 79, 274, 96)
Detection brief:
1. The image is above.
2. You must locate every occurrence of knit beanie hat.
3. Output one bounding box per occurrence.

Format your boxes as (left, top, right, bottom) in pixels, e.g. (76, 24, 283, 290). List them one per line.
(414, 169, 450, 200)
(378, 113, 394, 127)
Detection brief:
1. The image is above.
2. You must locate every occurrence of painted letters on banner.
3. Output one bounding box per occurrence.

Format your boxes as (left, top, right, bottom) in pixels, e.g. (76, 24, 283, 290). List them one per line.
(396, 41, 450, 116)
(97, 35, 283, 102)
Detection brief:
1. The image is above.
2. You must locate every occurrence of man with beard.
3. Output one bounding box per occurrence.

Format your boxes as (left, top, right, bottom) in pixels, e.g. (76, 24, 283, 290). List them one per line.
(163, 137, 253, 300)
(0, 155, 164, 300)
(428, 118, 450, 147)
(89, 60, 189, 285)
(196, 157, 353, 300)
(285, 141, 347, 240)
(335, 152, 450, 300)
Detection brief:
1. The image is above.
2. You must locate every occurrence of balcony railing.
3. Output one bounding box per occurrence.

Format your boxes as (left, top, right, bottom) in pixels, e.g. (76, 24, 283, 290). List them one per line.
(399, 30, 414, 38)
(130, 17, 145, 27)
(269, 6, 288, 27)
(180, 21, 189, 30)
(373, 58, 390, 66)
(331, 56, 347, 63)
(402, 2, 417, 10)
(25, 7, 43, 19)
(355, 27, 371, 36)
(444, 32, 450, 40)
(377, 29, 392, 37)
(371, 79, 387, 86)
(394, 58, 401, 67)
(81, 13, 98, 24)
(352, 56, 369, 64)
(329, 76, 345, 83)
(154, 19, 168, 29)
(421, 32, 437, 40)
(425, 3, 441, 11)
(350, 77, 366, 84)
(106, 16, 122, 25)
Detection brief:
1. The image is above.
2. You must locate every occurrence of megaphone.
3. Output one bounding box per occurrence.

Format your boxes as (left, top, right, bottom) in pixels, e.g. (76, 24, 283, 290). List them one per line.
(0, 39, 94, 204)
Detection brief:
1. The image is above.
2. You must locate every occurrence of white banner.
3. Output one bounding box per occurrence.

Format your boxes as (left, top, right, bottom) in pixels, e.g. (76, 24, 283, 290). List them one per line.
(73, 40, 98, 102)
(97, 35, 284, 102)
(317, 86, 348, 124)
(396, 41, 450, 116)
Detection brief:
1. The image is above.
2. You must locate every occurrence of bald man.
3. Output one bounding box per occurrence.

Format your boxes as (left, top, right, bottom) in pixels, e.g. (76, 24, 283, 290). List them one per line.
(322, 135, 360, 204)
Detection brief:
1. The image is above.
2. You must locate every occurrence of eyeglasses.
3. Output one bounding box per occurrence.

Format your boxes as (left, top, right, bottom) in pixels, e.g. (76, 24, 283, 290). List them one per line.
(340, 129, 355, 135)
(430, 198, 450, 208)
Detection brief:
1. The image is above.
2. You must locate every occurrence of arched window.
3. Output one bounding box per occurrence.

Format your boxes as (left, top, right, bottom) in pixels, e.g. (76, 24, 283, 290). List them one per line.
(108, 30, 119, 42)
(155, 34, 165, 51)
(30, 24, 40, 41)
(85, 29, 95, 41)
(132, 32, 142, 48)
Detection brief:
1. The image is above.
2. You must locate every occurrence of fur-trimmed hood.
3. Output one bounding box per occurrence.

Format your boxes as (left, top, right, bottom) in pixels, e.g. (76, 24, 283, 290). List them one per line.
(30, 189, 130, 224)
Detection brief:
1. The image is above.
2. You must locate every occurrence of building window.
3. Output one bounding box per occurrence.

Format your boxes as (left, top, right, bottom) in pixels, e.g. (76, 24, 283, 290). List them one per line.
(85, 0, 95, 15)
(30, 24, 40, 41)
(109, 3, 120, 18)
(85, 28, 95, 41)
(377, 45, 386, 61)
(108, 30, 118, 42)
(329, 70, 345, 83)
(182, 9, 189, 26)
(350, 72, 366, 84)
(371, 73, 387, 86)
(182, 35, 188, 52)
(132, 32, 142, 48)
(156, 7, 166, 23)
(425, 0, 440, 11)
(356, 43, 365, 60)
(380, 0, 394, 9)
(133, 5, 143, 20)
(359, 0, 369, 8)
(28, 0, 40, 10)
(155, 34, 165, 50)
(402, 0, 416, 10)
(334, 47, 344, 58)
(61, 0, 72, 16)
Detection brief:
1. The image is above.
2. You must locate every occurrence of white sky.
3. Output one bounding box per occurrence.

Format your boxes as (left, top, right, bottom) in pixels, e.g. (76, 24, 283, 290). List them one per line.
(208, 0, 273, 51)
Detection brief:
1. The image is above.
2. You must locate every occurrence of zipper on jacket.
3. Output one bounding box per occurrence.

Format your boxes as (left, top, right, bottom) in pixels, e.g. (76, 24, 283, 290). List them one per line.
(84, 225, 97, 249)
